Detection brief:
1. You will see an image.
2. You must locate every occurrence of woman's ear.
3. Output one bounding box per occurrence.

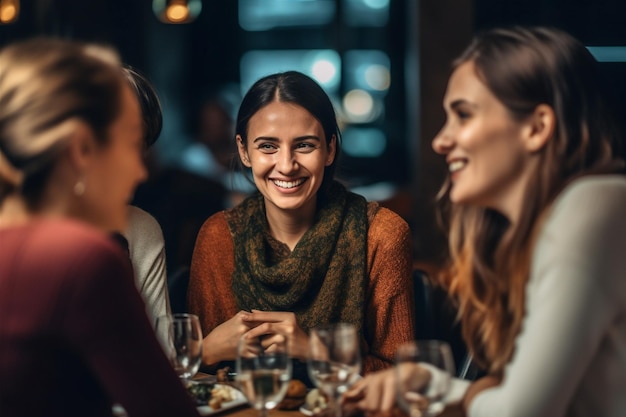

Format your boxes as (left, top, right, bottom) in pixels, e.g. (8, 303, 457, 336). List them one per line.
(64, 120, 97, 171)
(523, 104, 555, 153)
(236, 135, 251, 167)
(325, 134, 337, 166)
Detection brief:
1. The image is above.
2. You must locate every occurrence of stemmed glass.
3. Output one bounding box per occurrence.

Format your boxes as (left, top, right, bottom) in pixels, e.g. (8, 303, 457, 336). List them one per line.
(155, 313, 203, 381)
(307, 323, 362, 417)
(236, 335, 292, 417)
(395, 340, 455, 417)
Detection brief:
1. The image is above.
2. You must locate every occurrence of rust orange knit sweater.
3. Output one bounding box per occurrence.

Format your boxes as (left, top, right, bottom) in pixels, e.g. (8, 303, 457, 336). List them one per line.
(188, 204, 415, 374)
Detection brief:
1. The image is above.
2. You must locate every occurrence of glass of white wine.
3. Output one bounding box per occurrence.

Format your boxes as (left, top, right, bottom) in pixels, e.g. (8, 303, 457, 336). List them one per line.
(307, 323, 362, 417)
(155, 313, 203, 381)
(395, 340, 455, 417)
(236, 335, 292, 417)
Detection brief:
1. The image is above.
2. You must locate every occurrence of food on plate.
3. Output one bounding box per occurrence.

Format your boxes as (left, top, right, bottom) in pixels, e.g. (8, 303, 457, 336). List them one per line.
(304, 388, 328, 414)
(208, 384, 237, 410)
(185, 381, 237, 409)
(186, 381, 215, 405)
(216, 365, 237, 386)
(286, 379, 307, 398)
(278, 379, 308, 410)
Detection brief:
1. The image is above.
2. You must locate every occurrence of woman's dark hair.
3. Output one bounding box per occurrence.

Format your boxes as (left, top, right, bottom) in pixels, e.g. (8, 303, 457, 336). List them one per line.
(235, 71, 341, 196)
(123, 65, 163, 148)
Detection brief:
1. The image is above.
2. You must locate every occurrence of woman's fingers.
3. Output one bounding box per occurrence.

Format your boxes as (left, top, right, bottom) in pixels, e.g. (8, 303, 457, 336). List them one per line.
(244, 310, 296, 324)
(344, 369, 397, 412)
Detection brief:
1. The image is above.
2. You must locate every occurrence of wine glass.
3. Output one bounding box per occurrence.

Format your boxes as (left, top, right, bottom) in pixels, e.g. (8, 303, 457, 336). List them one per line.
(236, 335, 292, 417)
(307, 323, 362, 417)
(395, 340, 455, 417)
(155, 313, 203, 381)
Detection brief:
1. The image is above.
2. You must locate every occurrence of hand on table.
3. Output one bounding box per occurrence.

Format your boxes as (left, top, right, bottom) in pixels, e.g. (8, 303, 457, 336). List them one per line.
(343, 363, 431, 413)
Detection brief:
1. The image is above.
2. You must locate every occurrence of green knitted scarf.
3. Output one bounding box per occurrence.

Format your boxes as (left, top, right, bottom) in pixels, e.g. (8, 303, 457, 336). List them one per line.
(224, 181, 368, 332)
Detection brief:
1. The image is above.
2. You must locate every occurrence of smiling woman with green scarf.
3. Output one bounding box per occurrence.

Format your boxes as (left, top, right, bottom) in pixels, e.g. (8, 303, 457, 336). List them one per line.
(187, 71, 415, 381)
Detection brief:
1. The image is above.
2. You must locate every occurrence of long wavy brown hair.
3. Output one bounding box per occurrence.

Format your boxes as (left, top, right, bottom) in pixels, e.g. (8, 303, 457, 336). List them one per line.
(436, 26, 623, 374)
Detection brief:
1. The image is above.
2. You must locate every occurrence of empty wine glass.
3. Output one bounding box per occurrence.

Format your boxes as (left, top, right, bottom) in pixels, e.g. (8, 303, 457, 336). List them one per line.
(236, 335, 292, 417)
(155, 313, 203, 381)
(395, 340, 455, 417)
(307, 323, 362, 417)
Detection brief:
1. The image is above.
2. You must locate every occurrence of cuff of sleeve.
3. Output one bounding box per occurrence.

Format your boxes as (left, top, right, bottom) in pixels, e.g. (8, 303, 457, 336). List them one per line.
(418, 362, 470, 405)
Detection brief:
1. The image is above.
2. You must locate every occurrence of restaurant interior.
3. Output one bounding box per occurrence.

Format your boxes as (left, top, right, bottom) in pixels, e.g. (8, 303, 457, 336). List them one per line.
(1, 0, 625, 274)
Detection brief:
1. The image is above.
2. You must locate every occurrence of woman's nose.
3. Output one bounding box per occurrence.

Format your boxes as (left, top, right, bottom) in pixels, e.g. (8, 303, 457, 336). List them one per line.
(277, 148, 298, 173)
(432, 126, 454, 155)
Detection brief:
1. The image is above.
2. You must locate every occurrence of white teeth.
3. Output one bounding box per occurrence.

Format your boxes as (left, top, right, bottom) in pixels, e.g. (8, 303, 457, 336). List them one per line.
(449, 160, 466, 173)
(273, 178, 306, 189)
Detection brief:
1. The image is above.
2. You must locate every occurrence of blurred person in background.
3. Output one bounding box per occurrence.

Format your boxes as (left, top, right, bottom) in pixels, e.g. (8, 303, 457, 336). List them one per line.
(345, 26, 626, 417)
(181, 84, 255, 207)
(0, 37, 200, 417)
(120, 65, 171, 330)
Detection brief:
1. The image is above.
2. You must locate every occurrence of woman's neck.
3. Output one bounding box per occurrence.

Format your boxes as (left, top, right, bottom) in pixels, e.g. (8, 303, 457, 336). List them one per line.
(0, 192, 73, 229)
(0, 195, 34, 228)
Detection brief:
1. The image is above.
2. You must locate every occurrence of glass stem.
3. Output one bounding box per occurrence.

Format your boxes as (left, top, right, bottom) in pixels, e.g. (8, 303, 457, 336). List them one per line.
(333, 393, 342, 417)
(260, 406, 269, 417)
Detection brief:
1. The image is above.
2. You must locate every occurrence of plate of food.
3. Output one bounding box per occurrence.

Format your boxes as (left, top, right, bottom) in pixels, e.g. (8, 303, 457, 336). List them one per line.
(111, 382, 247, 417)
(186, 381, 248, 415)
(299, 388, 328, 416)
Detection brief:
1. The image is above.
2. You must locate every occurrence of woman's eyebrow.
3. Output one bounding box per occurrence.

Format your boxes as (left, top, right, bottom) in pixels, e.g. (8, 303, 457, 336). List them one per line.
(449, 99, 477, 110)
(252, 135, 321, 143)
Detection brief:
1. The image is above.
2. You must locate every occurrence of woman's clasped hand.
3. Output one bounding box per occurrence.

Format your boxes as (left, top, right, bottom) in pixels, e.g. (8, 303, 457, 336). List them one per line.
(242, 310, 311, 359)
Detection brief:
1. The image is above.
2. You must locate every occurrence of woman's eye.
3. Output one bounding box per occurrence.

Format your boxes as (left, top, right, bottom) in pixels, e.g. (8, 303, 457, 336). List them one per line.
(295, 142, 316, 152)
(456, 110, 471, 120)
(257, 143, 277, 152)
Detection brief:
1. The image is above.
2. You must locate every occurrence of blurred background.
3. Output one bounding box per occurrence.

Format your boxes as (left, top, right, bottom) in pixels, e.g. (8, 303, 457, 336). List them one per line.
(2, 0, 625, 275)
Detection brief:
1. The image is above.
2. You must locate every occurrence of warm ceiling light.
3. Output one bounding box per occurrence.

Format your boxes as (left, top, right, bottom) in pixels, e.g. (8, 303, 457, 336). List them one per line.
(166, 3, 189, 22)
(0, 0, 19, 24)
(153, 0, 201, 24)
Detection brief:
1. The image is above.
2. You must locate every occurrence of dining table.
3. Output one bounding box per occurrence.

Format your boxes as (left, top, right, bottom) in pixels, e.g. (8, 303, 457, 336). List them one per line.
(221, 406, 303, 417)
(195, 373, 463, 417)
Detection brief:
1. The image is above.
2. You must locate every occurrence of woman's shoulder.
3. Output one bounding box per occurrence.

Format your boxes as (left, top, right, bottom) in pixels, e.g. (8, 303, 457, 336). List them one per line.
(562, 174, 626, 196)
(195, 211, 231, 247)
(5, 219, 129, 285)
(125, 205, 164, 243)
(532, 175, 626, 301)
(537, 174, 626, 266)
(199, 210, 229, 233)
(32, 219, 125, 261)
(367, 202, 410, 233)
(551, 174, 626, 219)
(366, 202, 412, 254)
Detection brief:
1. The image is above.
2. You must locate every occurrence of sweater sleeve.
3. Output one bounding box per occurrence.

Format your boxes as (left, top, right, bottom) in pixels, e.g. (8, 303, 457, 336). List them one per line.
(363, 207, 415, 373)
(188, 212, 239, 342)
(125, 206, 171, 329)
(469, 176, 626, 417)
(64, 239, 200, 417)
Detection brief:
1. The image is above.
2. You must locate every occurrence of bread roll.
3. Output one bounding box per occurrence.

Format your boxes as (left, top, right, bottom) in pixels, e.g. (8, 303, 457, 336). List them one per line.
(278, 379, 307, 410)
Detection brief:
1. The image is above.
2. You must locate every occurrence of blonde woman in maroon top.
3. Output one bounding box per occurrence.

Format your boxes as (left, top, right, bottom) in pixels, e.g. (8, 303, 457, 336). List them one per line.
(0, 38, 200, 417)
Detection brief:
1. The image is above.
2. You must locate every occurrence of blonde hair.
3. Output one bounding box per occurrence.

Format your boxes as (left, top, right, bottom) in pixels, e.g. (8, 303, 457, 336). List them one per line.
(437, 27, 622, 375)
(0, 37, 124, 207)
